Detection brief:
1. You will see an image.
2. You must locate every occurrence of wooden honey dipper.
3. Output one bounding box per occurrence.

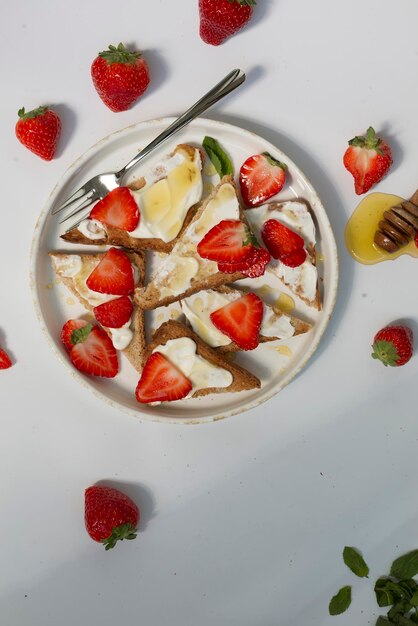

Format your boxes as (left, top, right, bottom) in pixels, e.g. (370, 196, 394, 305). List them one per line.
(374, 189, 418, 252)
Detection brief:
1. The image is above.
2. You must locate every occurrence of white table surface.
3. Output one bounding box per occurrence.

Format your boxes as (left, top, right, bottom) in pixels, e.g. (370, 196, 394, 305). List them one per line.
(1, 1, 417, 624)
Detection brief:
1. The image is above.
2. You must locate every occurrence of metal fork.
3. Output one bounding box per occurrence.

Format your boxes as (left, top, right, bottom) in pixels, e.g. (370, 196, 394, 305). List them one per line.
(53, 68, 246, 231)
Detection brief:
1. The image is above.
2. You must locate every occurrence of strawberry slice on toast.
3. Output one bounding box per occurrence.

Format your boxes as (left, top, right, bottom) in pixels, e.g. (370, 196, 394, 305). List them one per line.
(49, 248, 146, 371)
(181, 287, 312, 351)
(136, 320, 260, 403)
(136, 352, 193, 403)
(61, 144, 204, 254)
(240, 152, 287, 207)
(245, 199, 321, 309)
(67, 322, 119, 378)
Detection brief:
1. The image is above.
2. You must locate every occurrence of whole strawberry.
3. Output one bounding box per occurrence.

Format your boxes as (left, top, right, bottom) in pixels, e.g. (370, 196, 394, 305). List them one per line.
(371, 324, 413, 367)
(0, 347, 12, 369)
(199, 0, 256, 46)
(15, 106, 61, 161)
(343, 126, 393, 195)
(91, 43, 150, 112)
(85, 485, 140, 550)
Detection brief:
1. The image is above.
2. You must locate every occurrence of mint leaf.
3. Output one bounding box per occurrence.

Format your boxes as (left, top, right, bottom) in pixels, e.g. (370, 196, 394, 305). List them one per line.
(376, 618, 392, 626)
(391, 551, 418, 579)
(343, 546, 369, 578)
(375, 578, 418, 608)
(202, 136, 233, 178)
(329, 585, 351, 615)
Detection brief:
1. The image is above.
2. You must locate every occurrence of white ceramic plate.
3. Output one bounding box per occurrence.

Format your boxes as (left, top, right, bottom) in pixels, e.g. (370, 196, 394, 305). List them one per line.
(30, 117, 338, 424)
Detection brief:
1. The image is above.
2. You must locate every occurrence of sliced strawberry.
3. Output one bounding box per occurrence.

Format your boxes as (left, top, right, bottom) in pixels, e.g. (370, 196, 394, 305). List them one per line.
(281, 248, 307, 268)
(90, 187, 140, 232)
(415, 231, 418, 249)
(261, 219, 306, 268)
(210, 292, 263, 350)
(197, 219, 256, 264)
(240, 152, 287, 207)
(217, 245, 270, 278)
(93, 296, 133, 329)
(70, 324, 118, 378)
(241, 247, 271, 278)
(61, 319, 90, 352)
(343, 126, 393, 195)
(86, 248, 134, 296)
(0, 348, 12, 369)
(135, 352, 192, 403)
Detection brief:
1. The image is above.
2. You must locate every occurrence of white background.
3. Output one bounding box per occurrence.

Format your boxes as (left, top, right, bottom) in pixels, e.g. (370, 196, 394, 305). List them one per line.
(1, 1, 417, 624)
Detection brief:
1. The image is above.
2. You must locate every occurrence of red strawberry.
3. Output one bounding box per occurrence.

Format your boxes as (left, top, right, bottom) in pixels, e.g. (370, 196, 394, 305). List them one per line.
(91, 43, 150, 112)
(86, 248, 134, 296)
(90, 188, 139, 231)
(210, 292, 263, 350)
(61, 319, 89, 352)
(240, 247, 271, 277)
(15, 106, 61, 161)
(261, 219, 307, 267)
(93, 296, 133, 328)
(371, 324, 413, 367)
(240, 152, 287, 207)
(136, 352, 192, 403)
(218, 245, 270, 277)
(343, 126, 393, 195)
(70, 324, 118, 377)
(199, 0, 256, 46)
(0, 348, 12, 369)
(415, 231, 418, 249)
(85, 485, 139, 550)
(197, 220, 256, 264)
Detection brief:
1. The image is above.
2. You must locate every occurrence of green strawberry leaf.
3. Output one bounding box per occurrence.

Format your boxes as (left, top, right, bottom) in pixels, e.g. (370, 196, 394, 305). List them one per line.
(71, 323, 93, 345)
(372, 339, 400, 367)
(101, 522, 138, 551)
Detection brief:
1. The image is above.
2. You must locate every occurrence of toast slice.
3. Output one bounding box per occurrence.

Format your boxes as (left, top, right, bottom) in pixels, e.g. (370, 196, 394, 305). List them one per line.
(49, 250, 146, 371)
(135, 176, 266, 310)
(137, 320, 261, 402)
(181, 286, 312, 352)
(245, 199, 321, 309)
(61, 144, 204, 254)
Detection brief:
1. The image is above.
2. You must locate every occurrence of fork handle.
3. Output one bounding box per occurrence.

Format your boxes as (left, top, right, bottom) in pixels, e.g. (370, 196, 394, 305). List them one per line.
(116, 69, 245, 180)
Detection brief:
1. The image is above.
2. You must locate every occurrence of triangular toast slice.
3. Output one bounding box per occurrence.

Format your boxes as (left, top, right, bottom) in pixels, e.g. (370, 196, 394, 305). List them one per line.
(135, 176, 266, 310)
(137, 320, 261, 402)
(245, 200, 321, 309)
(61, 144, 204, 254)
(181, 286, 312, 352)
(49, 250, 146, 371)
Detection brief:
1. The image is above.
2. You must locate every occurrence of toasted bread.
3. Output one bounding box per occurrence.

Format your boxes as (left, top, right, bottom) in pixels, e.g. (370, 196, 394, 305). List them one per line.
(181, 286, 312, 352)
(61, 144, 204, 254)
(143, 320, 261, 398)
(135, 176, 259, 310)
(49, 251, 146, 372)
(245, 199, 321, 309)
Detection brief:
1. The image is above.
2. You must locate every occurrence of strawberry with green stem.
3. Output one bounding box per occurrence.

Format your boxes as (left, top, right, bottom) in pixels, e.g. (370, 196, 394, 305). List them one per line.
(91, 43, 150, 112)
(343, 126, 393, 195)
(15, 106, 61, 161)
(371, 324, 413, 367)
(85, 485, 140, 550)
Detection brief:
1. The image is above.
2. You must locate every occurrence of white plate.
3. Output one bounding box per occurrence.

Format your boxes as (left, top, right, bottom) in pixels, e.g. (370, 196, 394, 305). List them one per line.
(30, 117, 338, 424)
